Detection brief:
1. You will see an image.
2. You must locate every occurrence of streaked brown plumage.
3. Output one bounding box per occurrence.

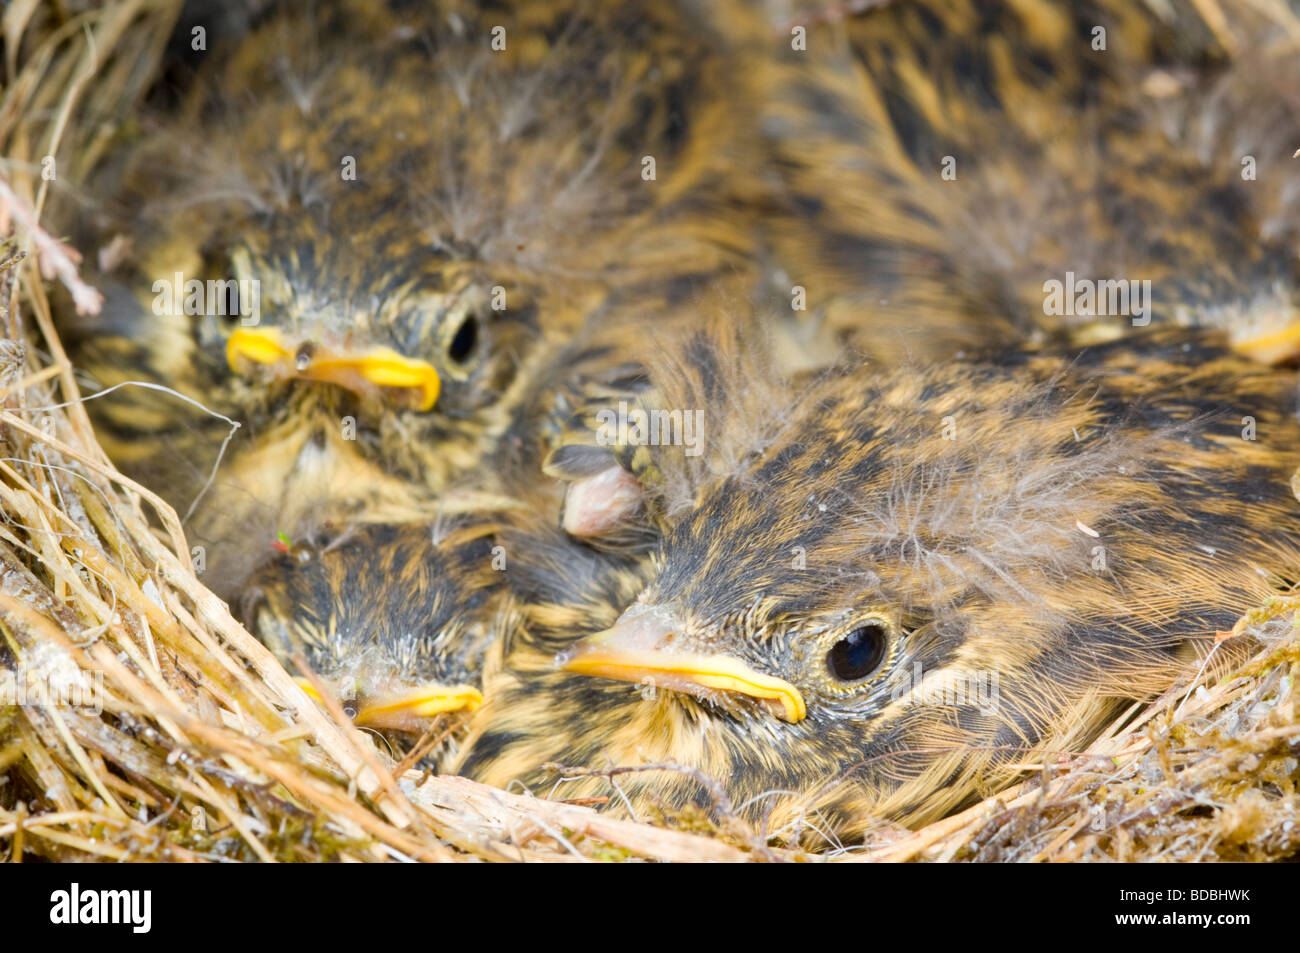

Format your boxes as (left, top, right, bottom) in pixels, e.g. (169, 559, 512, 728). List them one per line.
(244, 514, 515, 764)
(54, 0, 765, 593)
(741, 0, 1300, 364)
(545, 0, 1300, 544)
(456, 327, 1300, 837)
(44, 0, 1300, 845)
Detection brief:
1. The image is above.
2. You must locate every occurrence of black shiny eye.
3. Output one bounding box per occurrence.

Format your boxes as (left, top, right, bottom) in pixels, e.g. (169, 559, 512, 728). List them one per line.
(826, 622, 889, 682)
(447, 313, 479, 364)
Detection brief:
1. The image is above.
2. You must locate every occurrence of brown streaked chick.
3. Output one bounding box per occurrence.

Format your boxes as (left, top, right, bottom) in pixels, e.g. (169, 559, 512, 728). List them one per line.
(55, 0, 763, 593)
(740, 0, 1300, 364)
(456, 328, 1300, 839)
(245, 516, 512, 765)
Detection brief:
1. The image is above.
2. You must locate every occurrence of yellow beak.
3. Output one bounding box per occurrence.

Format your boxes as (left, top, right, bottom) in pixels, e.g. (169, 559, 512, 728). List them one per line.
(293, 677, 482, 732)
(1231, 322, 1300, 366)
(558, 605, 807, 723)
(354, 684, 483, 732)
(226, 327, 441, 410)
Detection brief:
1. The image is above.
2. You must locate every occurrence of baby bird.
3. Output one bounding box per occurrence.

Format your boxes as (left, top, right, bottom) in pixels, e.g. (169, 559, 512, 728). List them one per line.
(244, 516, 512, 763)
(741, 0, 1300, 364)
(56, 0, 762, 592)
(456, 327, 1300, 837)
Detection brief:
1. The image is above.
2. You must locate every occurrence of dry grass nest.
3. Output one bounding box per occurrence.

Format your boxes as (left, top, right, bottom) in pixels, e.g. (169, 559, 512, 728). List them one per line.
(0, 0, 1297, 863)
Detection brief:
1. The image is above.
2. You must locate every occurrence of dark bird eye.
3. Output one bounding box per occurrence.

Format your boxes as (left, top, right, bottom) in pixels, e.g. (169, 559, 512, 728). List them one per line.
(447, 313, 479, 364)
(826, 622, 889, 682)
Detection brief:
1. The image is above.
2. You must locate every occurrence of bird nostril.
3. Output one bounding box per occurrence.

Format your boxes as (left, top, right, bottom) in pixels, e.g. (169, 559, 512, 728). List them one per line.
(294, 342, 315, 371)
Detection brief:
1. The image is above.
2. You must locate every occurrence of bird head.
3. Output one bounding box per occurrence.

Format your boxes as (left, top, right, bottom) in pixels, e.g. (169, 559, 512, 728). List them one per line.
(247, 518, 509, 745)
(80, 0, 750, 465)
(204, 230, 545, 421)
(125, 52, 561, 451)
(465, 331, 1300, 834)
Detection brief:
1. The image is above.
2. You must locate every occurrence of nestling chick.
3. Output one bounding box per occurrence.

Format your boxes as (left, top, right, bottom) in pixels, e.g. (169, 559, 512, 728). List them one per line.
(55, 0, 762, 591)
(743, 0, 1300, 363)
(456, 328, 1300, 836)
(245, 517, 513, 763)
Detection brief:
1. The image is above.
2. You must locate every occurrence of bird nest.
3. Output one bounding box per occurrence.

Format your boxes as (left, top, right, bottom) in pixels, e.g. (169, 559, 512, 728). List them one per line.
(1, 0, 1297, 863)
